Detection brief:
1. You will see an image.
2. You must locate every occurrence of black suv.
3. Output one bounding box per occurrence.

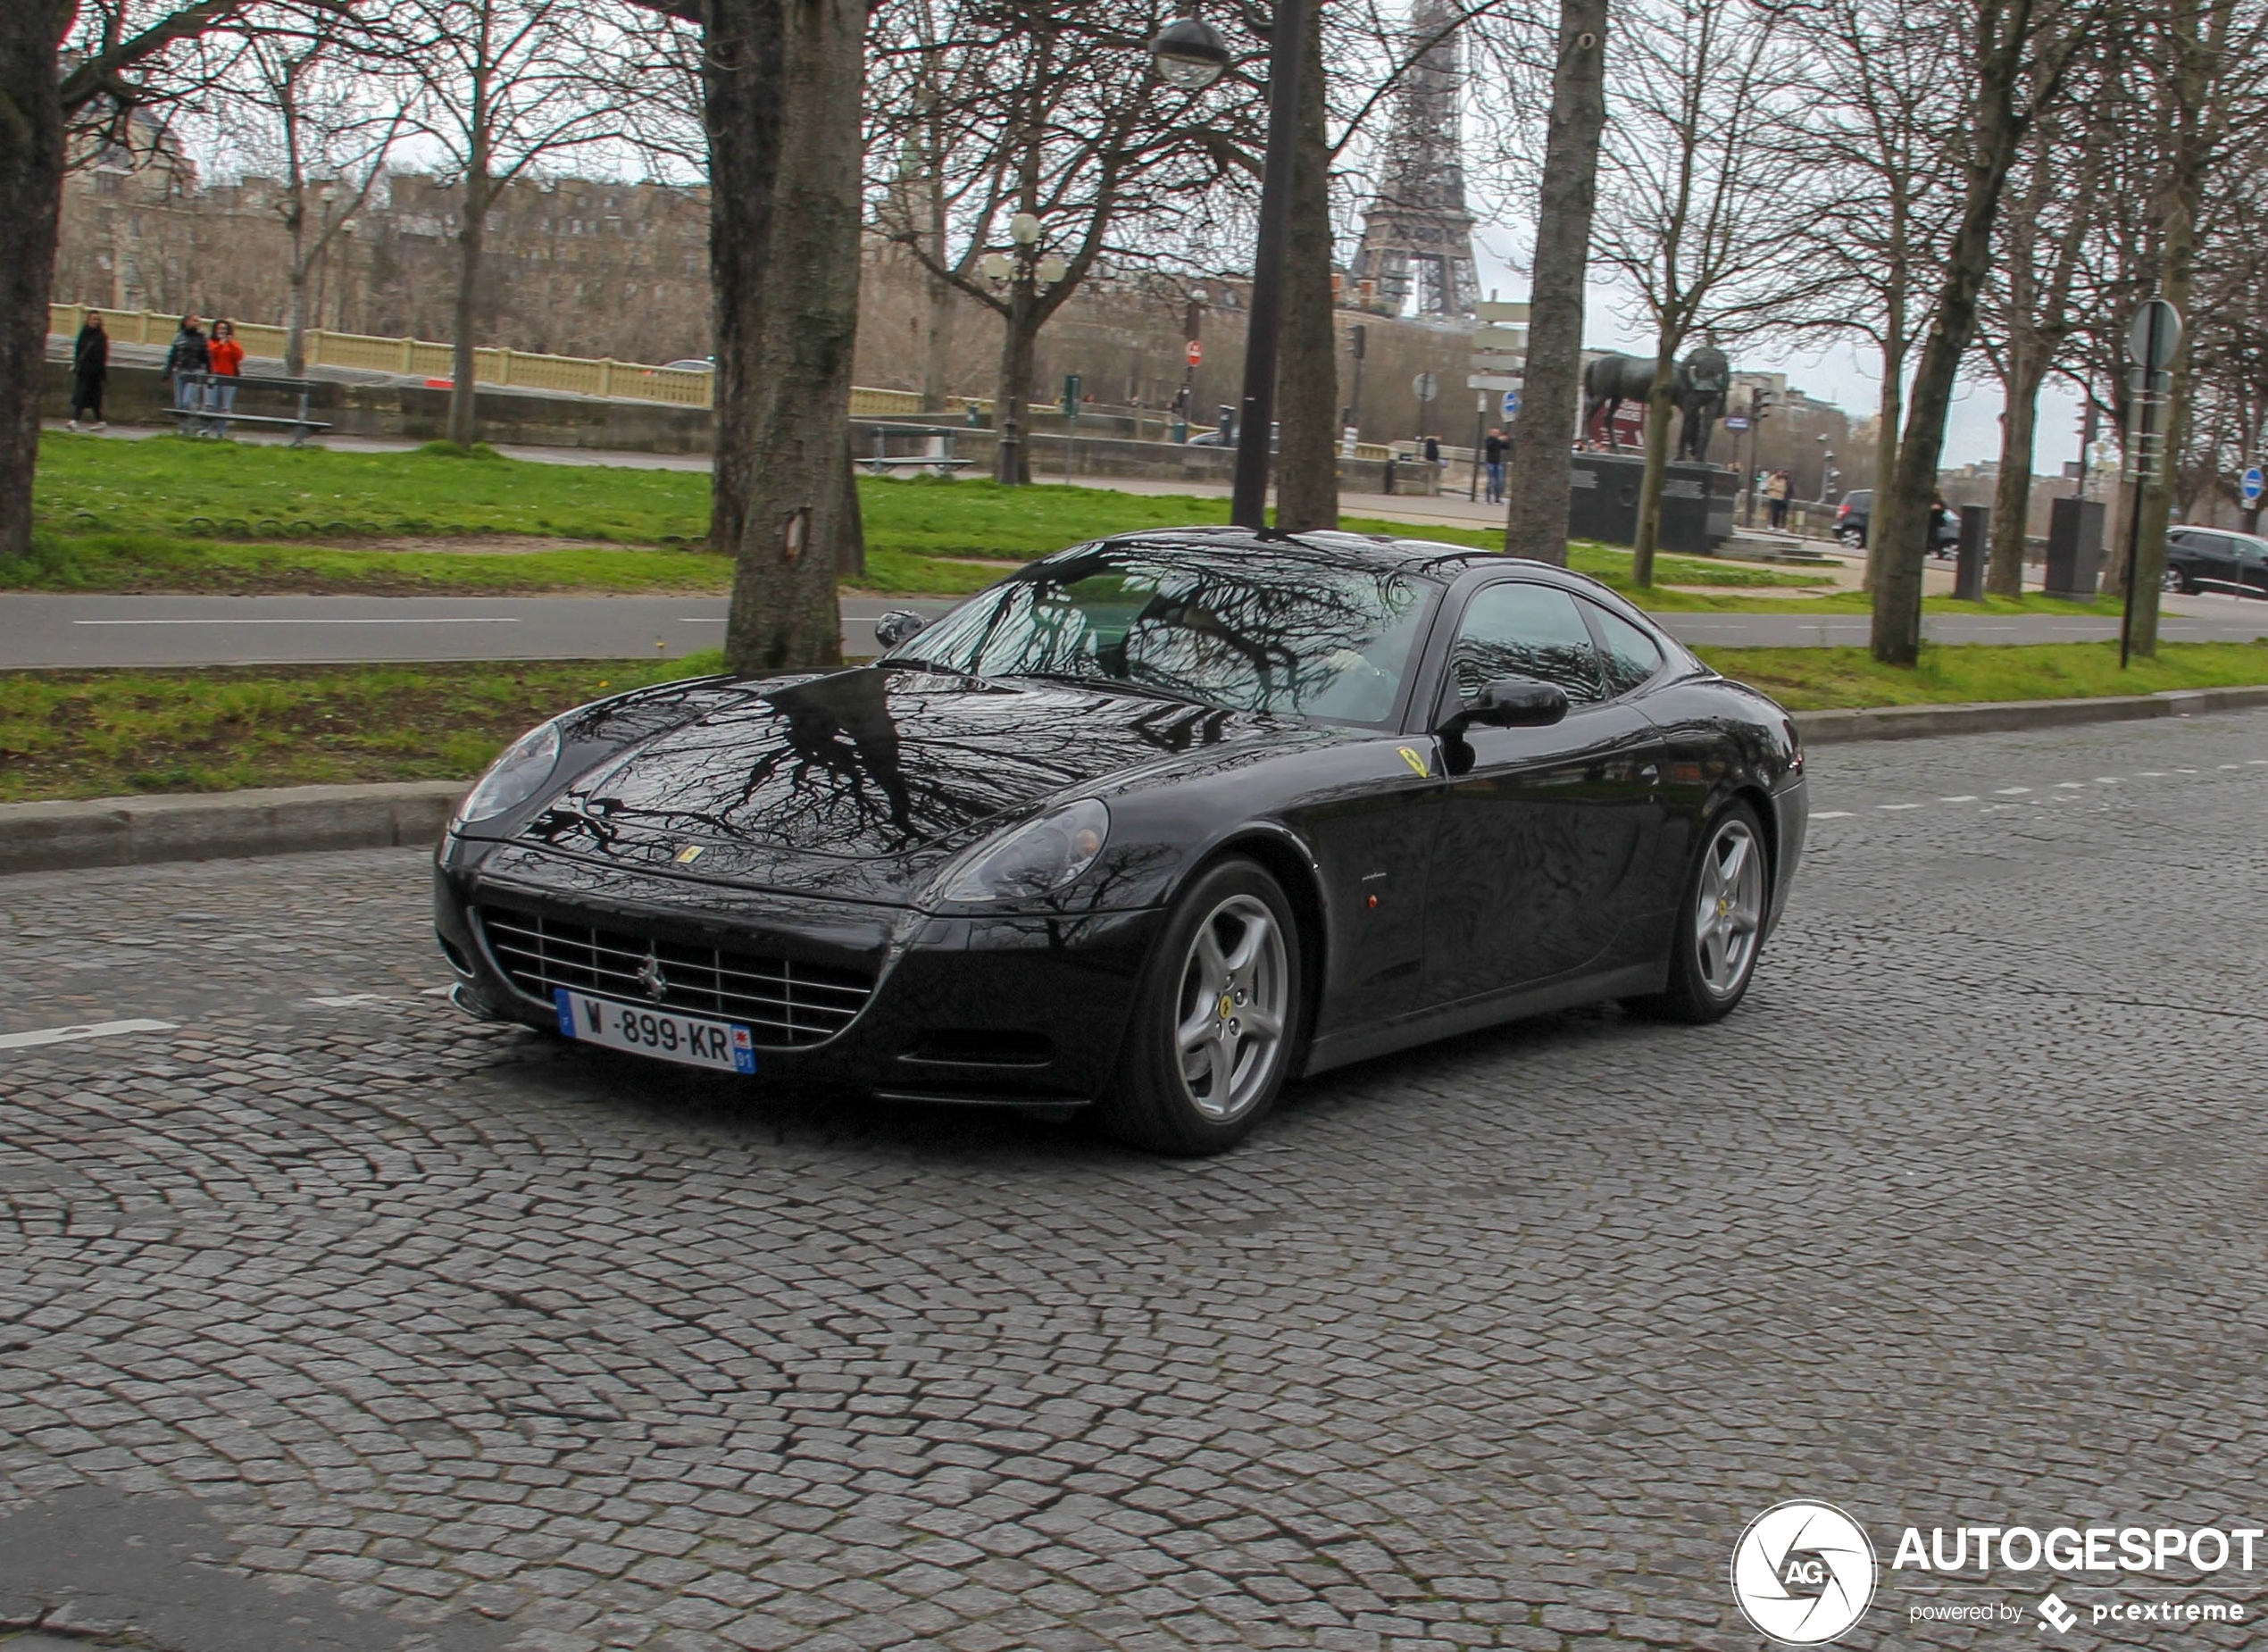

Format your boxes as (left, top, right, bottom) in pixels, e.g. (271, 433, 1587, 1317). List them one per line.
(2164, 525, 2268, 597)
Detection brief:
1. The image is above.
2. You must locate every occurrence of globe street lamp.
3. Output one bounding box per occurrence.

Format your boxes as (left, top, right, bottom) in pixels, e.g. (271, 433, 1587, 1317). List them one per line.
(1151, 2, 1309, 530)
(980, 214, 1071, 484)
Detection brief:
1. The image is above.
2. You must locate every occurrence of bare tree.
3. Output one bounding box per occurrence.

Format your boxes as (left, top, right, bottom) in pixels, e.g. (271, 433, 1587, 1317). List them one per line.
(1493, 0, 1605, 569)
(1868, 0, 2092, 666)
(3, 0, 343, 559)
(392, 0, 618, 446)
(1784, 0, 1969, 589)
(869, 0, 1257, 484)
(1976, 80, 2110, 594)
(1590, 0, 1822, 586)
(217, 7, 407, 373)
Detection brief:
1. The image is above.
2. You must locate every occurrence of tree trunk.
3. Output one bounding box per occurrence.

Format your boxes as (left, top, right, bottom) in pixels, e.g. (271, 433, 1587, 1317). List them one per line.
(1272, 2, 1337, 533)
(1864, 338, 1902, 588)
(0, 3, 67, 560)
(920, 266, 952, 413)
(447, 170, 489, 446)
(702, 0, 783, 560)
(722, 0, 866, 675)
(1630, 350, 1679, 587)
(285, 196, 311, 378)
(1986, 344, 2047, 595)
(1501, 0, 1607, 568)
(993, 280, 1036, 486)
(2127, 0, 2224, 659)
(1870, 2, 2035, 667)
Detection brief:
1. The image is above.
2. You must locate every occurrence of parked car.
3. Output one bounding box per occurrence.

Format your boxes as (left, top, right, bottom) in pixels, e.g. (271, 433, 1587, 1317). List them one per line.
(437, 529, 1808, 1155)
(1832, 489, 1872, 549)
(1188, 421, 1280, 451)
(2163, 525, 2268, 597)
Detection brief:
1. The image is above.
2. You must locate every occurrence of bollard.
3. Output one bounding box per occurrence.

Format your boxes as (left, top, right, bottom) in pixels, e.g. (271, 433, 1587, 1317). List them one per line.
(1955, 504, 1989, 601)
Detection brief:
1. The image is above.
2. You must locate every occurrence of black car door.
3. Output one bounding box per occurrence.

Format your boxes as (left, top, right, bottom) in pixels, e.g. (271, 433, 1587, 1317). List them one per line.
(1417, 580, 1668, 1008)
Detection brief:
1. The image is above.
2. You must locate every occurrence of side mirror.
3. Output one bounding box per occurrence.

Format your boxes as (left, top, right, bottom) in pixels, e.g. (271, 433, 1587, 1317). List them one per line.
(1441, 677, 1569, 734)
(874, 609, 930, 649)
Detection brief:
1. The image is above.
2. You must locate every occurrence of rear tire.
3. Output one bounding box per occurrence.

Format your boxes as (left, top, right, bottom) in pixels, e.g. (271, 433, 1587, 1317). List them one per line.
(1632, 801, 1770, 1025)
(1095, 858, 1304, 1156)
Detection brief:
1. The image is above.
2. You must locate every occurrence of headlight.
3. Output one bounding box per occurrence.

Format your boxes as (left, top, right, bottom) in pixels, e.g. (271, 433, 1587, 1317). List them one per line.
(942, 799, 1109, 902)
(454, 721, 562, 824)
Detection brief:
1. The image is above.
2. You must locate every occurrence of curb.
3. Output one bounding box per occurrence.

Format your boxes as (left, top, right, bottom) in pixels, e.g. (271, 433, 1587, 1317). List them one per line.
(0, 780, 463, 876)
(1789, 682, 2268, 745)
(4, 686, 2264, 877)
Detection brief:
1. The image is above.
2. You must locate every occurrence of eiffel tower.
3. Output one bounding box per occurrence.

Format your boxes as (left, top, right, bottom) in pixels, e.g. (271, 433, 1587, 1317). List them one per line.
(1349, 0, 1480, 318)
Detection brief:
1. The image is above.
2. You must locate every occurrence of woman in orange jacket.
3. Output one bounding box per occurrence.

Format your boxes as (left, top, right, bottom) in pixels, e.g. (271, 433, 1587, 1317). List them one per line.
(204, 319, 245, 438)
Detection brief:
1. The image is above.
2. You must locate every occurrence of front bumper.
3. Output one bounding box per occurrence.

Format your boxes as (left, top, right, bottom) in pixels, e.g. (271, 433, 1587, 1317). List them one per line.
(434, 843, 1163, 1106)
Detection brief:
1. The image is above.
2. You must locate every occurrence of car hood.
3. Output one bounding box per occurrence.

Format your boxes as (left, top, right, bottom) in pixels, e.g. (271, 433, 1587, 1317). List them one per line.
(509, 667, 1280, 900)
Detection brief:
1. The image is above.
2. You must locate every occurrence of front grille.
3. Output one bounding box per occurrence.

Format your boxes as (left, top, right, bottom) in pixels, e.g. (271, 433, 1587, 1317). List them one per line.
(478, 905, 874, 1047)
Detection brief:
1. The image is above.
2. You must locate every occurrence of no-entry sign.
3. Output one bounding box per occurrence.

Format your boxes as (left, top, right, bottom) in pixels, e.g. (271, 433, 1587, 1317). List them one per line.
(1185, 340, 1203, 367)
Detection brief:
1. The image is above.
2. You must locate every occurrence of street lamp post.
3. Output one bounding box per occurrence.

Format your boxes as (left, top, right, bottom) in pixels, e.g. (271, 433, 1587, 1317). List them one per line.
(1152, 2, 1309, 530)
(978, 212, 1069, 485)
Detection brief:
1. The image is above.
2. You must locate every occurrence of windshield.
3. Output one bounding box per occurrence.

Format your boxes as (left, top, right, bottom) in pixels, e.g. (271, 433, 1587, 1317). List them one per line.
(886, 546, 1439, 728)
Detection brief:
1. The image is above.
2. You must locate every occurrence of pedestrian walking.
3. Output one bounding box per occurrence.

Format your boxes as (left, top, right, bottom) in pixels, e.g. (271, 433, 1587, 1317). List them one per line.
(1422, 433, 1440, 466)
(1928, 494, 1960, 560)
(67, 311, 108, 431)
(1764, 468, 1791, 531)
(163, 313, 211, 429)
(204, 319, 244, 438)
(1482, 426, 1507, 505)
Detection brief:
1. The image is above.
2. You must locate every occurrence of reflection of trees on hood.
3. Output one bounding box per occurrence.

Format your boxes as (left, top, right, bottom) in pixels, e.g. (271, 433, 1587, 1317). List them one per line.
(553, 669, 1261, 857)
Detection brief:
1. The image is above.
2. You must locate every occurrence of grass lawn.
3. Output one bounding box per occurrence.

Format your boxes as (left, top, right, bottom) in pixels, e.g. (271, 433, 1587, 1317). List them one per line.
(1696, 640, 2268, 711)
(18, 434, 1823, 602)
(0, 655, 720, 803)
(10, 642, 2265, 805)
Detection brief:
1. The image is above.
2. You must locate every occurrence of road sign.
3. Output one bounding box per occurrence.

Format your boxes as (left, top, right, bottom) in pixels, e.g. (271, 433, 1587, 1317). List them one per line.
(1465, 372, 1522, 392)
(1475, 300, 1530, 323)
(1062, 373, 1081, 417)
(1412, 371, 1438, 402)
(2245, 466, 2265, 506)
(2127, 299, 2183, 370)
(1502, 389, 1520, 419)
(1725, 415, 1751, 430)
(1185, 339, 1202, 367)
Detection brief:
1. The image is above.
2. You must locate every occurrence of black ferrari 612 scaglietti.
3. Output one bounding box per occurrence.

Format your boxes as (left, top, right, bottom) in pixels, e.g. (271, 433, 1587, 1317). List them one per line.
(436, 528, 1806, 1153)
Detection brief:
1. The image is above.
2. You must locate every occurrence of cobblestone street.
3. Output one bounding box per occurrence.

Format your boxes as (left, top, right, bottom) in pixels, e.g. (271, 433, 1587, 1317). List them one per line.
(4, 712, 2266, 1652)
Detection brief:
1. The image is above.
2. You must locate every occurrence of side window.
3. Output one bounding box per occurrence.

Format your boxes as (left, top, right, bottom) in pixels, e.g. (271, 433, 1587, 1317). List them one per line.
(1587, 604, 1665, 697)
(1446, 583, 1604, 706)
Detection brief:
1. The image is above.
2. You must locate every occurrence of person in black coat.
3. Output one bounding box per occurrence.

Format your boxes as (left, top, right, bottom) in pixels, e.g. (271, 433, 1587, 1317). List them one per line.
(163, 314, 211, 419)
(68, 311, 109, 430)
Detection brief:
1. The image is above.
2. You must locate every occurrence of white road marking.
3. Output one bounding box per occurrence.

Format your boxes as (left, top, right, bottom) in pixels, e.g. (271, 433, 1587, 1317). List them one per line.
(1812, 810, 1855, 820)
(2175, 768, 2200, 773)
(2139, 771, 2169, 777)
(1878, 803, 1923, 811)
(306, 993, 398, 1008)
(677, 617, 727, 624)
(74, 617, 520, 628)
(1940, 795, 1979, 802)
(0, 1018, 176, 1050)
(2055, 781, 2086, 789)
(2094, 777, 2121, 784)
(2220, 763, 2243, 770)
(1996, 786, 2031, 795)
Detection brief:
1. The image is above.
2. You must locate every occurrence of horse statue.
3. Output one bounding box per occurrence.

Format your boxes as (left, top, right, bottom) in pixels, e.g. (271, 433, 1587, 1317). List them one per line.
(1580, 345, 1734, 463)
(1675, 344, 1730, 463)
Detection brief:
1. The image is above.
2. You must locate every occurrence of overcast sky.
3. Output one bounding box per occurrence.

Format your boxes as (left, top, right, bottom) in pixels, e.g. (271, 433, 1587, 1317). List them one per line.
(1468, 235, 2089, 474)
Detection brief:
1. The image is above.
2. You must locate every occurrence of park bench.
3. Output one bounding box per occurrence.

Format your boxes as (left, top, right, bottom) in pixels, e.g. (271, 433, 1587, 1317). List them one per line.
(860, 425, 971, 478)
(170, 372, 332, 445)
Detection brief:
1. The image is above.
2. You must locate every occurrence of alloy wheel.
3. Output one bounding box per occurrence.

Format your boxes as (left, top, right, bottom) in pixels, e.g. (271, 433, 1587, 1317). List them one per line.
(1173, 894, 1289, 1122)
(1693, 817, 1765, 999)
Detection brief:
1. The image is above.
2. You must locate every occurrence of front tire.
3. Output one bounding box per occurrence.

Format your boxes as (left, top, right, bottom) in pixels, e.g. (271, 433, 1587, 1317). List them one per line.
(2162, 564, 2190, 595)
(1635, 801, 1770, 1024)
(1096, 858, 1304, 1155)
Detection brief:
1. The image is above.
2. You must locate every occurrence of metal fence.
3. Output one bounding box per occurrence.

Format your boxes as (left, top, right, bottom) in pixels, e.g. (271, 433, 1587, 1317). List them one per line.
(47, 304, 932, 417)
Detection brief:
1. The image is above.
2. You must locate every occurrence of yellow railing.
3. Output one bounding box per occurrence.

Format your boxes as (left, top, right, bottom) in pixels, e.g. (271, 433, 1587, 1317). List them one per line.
(47, 305, 1395, 459)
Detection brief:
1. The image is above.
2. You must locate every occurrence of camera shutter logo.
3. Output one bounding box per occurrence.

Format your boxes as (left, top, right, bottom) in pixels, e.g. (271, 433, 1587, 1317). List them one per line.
(1730, 1500, 1878, 1644)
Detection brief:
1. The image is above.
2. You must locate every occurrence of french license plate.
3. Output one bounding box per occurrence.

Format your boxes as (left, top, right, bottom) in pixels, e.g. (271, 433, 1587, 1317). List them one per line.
(554, 989, 756, 1073)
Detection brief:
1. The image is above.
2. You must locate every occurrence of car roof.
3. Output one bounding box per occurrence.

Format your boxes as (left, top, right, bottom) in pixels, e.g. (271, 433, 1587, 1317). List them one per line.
(2172, 523, 2266, 545)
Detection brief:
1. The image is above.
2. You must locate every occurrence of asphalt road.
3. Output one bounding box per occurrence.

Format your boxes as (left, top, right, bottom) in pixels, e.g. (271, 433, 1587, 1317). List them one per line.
(4, 710, 2267, 1649)
(7, 590, 2267, 668)
(0, 595, 957, 669)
